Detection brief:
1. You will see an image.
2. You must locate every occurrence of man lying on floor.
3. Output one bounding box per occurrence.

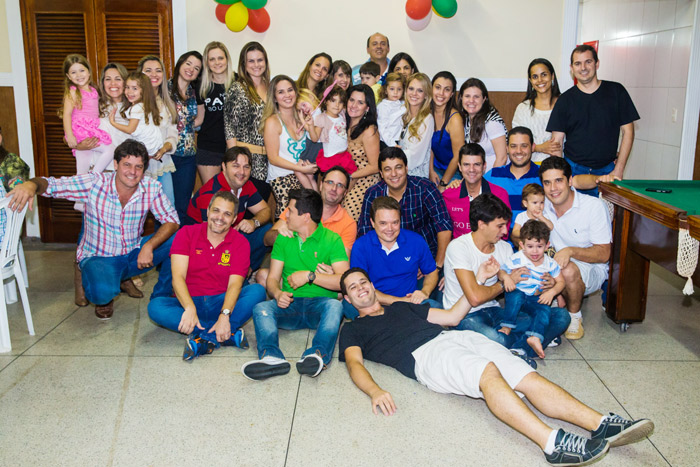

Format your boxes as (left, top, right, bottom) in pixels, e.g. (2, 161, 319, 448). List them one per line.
(338, 267, 654, 466)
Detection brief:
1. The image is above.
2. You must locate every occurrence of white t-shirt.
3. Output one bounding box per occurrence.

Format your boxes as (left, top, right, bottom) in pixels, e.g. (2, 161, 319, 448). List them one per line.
(126, 103, 163, 156)
(314, 112, 347, 156)
(513, 210, 553, 227)
(400, 113, 435, 179)
(377, 99, 405, 147)
(544, 188, 612, 260)
(442, 233, 514, 310)
(471, 120, 506, 172)
(512, 101, 554, 163)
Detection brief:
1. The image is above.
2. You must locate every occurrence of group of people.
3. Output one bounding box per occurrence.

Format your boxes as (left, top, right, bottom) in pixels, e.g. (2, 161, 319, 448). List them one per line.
(6, 32, 652, 466)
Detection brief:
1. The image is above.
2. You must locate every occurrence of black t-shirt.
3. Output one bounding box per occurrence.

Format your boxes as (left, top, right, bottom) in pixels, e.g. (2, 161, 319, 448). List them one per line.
(338, 302, 443, 380)
(243, 177, 272, 220)
(197, 82, 227, 153)
(546, 80, 639, 169)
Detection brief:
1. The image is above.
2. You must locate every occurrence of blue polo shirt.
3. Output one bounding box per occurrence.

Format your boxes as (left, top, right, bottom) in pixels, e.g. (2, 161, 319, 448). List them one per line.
(350, 229, 436, 297)
(484, 163, 541, 220)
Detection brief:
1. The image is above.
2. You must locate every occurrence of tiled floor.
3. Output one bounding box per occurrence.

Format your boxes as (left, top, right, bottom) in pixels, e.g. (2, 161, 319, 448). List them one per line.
(1, 248, 699, 466)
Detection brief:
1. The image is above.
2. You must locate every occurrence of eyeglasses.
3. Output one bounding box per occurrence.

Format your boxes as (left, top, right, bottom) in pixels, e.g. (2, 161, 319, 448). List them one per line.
(323, 179, 347, 190)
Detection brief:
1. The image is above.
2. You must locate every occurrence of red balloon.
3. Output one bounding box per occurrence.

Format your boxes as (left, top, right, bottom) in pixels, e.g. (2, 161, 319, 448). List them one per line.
(405, 0, 431, 20)
(215, 3, 229, 23)
(248, 7, 270, 33)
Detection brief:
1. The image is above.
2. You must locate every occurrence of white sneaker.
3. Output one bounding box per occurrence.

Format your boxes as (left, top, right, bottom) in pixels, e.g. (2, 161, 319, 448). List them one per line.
(565, 316, 584, 340)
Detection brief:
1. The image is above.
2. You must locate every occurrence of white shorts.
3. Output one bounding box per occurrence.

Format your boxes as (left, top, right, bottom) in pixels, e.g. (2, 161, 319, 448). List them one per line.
(411, 330, 535, 399)
(570, 259, 608, 296)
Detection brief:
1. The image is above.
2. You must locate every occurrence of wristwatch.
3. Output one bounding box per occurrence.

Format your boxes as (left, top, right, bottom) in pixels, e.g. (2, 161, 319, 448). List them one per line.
(220, 308, 231, 317)
(253, 219, 261, 229)
(439, 180, 448, 187)
(308, 271, 316, 284)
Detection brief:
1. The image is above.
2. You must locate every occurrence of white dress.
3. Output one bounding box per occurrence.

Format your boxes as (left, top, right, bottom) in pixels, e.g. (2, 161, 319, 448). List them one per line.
(512, 100, 554, 164)
(400, 114, 434, 178)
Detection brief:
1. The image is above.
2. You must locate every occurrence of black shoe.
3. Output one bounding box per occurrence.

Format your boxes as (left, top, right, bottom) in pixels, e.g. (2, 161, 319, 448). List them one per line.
(296, 353, 324, 377)
(241, 357, 290, 381)
(591, 413, 654, 447)
(545, 429, 609, 466)
(511, 349, 537, 369)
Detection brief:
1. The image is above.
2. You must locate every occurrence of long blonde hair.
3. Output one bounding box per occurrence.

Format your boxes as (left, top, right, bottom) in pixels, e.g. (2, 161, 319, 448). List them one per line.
(137, 55, 177, 124)
(59, 54, 98, 118)
(200, 41, 232, 100)
(236, 42, 270, 105)
(259, 75, 301, 134)
(120, 72, 161, 126)
(402, 73, 432, 142)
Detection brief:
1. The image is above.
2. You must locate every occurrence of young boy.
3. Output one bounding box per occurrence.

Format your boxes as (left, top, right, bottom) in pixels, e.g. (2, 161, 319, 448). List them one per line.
(359, 61, 382, 103)
(498, 219, 565, 359)
(510, 183, 554, 245)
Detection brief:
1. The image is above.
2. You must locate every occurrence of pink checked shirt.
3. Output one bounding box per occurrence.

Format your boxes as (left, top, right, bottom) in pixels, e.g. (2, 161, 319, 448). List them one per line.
(44, 172, 179, 262)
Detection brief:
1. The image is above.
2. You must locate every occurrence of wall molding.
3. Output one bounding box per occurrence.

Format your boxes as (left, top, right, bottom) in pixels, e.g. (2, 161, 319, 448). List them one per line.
(559, 0, 579, 92)
(172, 0, 188, 60)
(0, 72, 13, 87)
(678, 0, 700, 180)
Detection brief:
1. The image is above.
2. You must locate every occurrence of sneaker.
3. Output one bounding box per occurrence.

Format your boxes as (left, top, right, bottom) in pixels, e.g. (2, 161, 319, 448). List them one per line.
(548, 336, 562, 348)
(545, 429, 609, 466)
(241, 356, 290, 381)
(565, 316, 584, 340)
(591, 413, 654, 447)
(296, 353, 324, 377)
(182, 335, 217, 362)
(510, 349, 537, 369)
(222, 328, 249, 349)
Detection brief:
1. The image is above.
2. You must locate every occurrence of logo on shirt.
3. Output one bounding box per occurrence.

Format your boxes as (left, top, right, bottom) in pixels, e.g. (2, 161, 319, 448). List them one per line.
(404, 256, 411, 262)
(218, 251, 231, 267)
(195, 249, 202, 255)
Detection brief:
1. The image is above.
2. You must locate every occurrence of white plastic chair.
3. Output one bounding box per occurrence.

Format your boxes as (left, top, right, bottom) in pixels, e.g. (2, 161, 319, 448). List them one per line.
(0, 198, 33, 353)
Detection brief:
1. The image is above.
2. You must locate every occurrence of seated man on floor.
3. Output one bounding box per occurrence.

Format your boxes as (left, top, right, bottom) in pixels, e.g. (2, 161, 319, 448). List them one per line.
(539, 157, 612, 340)
(339, 267, 654, 467)
(442, 193, 570, 359)
(148, 191, 267, 361)
(186, 146, 272, 272)
(242, 189, 349, 381)
(347, 196, 439, 319)
(8, 139, 178, 319)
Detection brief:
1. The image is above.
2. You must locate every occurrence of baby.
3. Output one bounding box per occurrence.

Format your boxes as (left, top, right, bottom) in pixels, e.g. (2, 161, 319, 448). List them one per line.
(511, 183, 553, 245)
(376, 72, 406, 148)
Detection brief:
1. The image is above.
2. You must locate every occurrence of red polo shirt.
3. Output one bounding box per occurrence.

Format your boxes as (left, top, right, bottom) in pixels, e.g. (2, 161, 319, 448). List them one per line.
(170, 223, 250, 296)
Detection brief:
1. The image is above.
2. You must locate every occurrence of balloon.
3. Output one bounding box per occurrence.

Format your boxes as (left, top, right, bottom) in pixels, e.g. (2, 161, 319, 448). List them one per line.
(242, 0, 267, 9)
(225, 2, 249, 32)
(432, 0, 458, 18)
(406, 9, 432, 31)
(213, 0, 240, 4)
(405, 0, 431, 20)
(215, 4, 229, 23)
(432, 5, 445, 18)
(248, 7, 270, 33)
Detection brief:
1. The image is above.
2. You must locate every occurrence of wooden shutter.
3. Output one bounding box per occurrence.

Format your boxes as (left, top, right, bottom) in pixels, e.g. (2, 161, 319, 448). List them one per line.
(21, 0, 173, 242)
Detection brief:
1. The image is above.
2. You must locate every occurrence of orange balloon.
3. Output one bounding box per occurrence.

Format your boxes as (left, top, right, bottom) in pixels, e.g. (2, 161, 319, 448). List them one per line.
(215, 3, 229, 23)
(248, 7, 270, 33)
(405, 0, 431, 20)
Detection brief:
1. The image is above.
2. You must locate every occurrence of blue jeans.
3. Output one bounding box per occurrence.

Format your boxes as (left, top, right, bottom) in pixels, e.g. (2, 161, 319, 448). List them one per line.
(454, 305, 570, 358)
(80, 234, 174, 305)
(502, 289, 551, 341)
(241, 223, 272, 272)
(342, 297, 442, 320)
(565, 157, 615, 197)
(171, 155, 197, 223)
(157, 172, 175, 207)
(147, 283, 266, 340)
(252, 297, 343, 364)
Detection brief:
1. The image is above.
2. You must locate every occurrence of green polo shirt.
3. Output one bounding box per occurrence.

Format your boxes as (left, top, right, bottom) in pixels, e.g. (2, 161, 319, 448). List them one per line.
(271, 224, 348, 298)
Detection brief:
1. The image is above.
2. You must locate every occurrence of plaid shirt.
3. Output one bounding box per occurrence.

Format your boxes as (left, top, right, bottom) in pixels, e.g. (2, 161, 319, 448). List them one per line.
(357, 176, 452, 256)
(44, 172, 179, 262)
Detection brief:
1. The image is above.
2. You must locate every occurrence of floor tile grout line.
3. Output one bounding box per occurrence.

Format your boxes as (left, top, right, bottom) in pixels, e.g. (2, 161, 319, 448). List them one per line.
(283, 329, 312, 467)
(571, 341, 673, 466)
(106, 299, 143, 467)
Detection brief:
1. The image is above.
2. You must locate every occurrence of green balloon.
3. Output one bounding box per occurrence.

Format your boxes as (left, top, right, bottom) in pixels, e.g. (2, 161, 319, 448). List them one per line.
(213, 0, 240, 5)
(242, 0, 267, 9)
(432, 0, 457, 18)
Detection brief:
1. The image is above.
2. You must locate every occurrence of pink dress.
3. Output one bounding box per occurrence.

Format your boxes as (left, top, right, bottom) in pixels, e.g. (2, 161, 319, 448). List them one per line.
(69, 86, 112, 150)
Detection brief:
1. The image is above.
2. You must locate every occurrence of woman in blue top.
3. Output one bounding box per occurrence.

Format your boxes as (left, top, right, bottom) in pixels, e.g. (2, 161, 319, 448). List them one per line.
(429, 71, 464, 191)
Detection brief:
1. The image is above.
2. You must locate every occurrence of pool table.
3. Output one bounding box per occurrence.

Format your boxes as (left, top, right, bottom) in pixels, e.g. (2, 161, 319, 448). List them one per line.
(599, 180, 700, 330)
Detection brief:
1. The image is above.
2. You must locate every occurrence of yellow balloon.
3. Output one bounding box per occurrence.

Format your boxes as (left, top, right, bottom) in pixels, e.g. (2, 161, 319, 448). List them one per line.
(432, 5, 446, 18)
(225, 2, 249, 32)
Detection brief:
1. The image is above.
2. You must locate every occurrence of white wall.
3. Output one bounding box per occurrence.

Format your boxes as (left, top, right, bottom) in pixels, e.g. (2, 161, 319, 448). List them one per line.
(580, 0, 696, 180)
(183, 0, 566, 90)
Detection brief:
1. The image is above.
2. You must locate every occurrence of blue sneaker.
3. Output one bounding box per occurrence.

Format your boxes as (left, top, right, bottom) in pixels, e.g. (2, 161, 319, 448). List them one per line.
(591, 413, 654, 447)
(511, 349, 537, 369)
(545, 429, 609, 466)
(182, 335, 217, 362)
(222, 328, 249, 349)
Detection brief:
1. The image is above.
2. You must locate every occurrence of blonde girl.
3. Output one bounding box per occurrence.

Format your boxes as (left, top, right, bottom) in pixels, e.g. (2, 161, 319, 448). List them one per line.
(60, 54, 114, 176)
(376, 72, 406, 148)
(399, 73, 434, 178)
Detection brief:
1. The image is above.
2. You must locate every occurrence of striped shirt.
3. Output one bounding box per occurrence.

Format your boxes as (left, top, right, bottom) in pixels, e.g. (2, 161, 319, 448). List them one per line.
(501, 250, 560, 296)
(44, 172, 179, 262)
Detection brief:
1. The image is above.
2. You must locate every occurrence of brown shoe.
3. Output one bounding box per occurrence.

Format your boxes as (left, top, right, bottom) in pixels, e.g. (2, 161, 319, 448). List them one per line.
(120, 279, 144, 298)
(95, 301, 114, 320)
(74, 261, 89, 307)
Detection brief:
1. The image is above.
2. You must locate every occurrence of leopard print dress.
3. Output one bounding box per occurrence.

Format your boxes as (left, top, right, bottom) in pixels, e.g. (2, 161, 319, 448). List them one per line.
(342, 138, 380, 221)
(223, 81, 267, 181)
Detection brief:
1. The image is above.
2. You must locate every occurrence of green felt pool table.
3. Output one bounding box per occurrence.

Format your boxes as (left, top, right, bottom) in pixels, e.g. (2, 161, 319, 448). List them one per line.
(599, 180, 700, 330)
